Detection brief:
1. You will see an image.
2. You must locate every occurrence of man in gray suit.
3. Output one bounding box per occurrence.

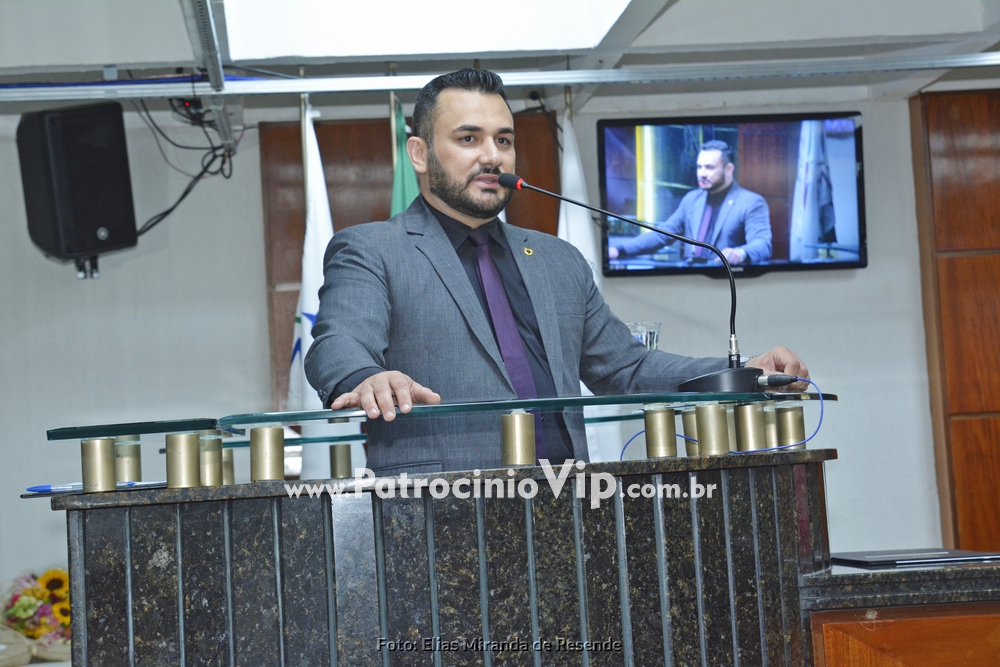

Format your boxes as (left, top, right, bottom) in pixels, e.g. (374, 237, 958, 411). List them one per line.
(609, 140, 772, 265)
(305, 69, 806, 475)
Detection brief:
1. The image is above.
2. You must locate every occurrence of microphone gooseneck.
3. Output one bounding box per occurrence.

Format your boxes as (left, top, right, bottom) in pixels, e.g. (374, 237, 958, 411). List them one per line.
(498, 172, 747, 375)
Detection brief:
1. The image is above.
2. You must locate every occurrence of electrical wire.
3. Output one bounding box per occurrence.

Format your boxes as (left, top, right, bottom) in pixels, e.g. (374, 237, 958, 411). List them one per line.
(130, 101, 202, 178)
(619, 429, 646, 461)
(732, 378, 825, 454)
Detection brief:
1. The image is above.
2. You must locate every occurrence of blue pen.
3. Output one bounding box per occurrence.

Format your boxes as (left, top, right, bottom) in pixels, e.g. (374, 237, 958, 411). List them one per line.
(26, 481, 141, 493)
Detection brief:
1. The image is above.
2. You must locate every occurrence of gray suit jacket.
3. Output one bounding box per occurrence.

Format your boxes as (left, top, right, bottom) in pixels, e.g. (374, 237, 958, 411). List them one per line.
(305, 198, 726, 475)
(618, 181, 772, 264)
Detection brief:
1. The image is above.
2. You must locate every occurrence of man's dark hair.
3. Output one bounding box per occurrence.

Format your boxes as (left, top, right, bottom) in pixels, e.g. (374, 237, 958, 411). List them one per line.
(700, 139, 733, 165)
(412, 68, 508, 144)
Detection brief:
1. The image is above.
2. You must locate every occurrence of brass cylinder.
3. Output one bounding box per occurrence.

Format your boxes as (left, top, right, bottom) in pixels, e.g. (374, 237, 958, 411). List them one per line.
(330, 444, 352, 479)
(114, 435, 142, 482)
(81, 438, 116, 492)
(761, 401, 778, 449)
(166, 433, 201, 489)
(695, 404, 731, 456)
(681, 409, 699, 457)
(501, 410, 535, 466)
(222, 449, 235, 485)
(250, 426, 285, 481)
(776, 405, 806, 450)
(643, 405, 676, 458)
(735, 404, 767, 452)
(199, 430, 223, 487)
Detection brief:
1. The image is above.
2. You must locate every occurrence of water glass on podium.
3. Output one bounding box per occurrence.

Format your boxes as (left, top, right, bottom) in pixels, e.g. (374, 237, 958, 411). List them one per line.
(627, 322, 660, 351)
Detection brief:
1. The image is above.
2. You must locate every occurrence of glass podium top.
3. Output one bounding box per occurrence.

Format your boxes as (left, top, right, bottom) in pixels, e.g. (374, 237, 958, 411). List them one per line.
(47, 391, 834, 441)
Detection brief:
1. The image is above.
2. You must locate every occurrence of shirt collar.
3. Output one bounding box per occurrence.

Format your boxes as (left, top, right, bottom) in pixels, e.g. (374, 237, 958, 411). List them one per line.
(707, 182, 733, 206)
(423, 196, 507, 251)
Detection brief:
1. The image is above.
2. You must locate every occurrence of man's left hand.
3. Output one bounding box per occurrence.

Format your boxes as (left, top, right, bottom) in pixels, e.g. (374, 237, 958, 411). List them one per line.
(745, 346, 810, 391)
(721, 247, 747, 265)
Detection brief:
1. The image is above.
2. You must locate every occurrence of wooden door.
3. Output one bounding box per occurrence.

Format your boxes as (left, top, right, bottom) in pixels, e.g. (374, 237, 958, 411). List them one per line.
(913, 89, 1000, 548)
(259, 110, 561, 409)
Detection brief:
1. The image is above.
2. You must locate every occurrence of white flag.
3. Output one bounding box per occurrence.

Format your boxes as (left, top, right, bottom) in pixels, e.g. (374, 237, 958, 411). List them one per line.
(558, 109, 602, 291)
(789, 120, 834, 262)
(288, 98, 332, 413)
(289, 97, 363, 479)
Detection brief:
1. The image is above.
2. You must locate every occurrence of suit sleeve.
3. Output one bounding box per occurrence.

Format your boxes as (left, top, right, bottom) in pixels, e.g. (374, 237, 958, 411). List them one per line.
(572, 252, 728, 393)
(615, 202, 687, 257)
(736, 194, 772, 264)
(305, 227, 390, 407)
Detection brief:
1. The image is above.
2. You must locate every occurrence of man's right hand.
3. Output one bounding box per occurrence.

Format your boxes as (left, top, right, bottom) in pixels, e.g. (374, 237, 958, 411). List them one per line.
(330, 371, 441, 422)
(608, 246, 619, 259)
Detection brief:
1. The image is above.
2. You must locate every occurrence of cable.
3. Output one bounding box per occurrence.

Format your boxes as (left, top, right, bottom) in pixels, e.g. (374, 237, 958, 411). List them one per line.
(732, 378, 824, 454)
(619, 429, 646, 461)
(130, 101, 202, 178)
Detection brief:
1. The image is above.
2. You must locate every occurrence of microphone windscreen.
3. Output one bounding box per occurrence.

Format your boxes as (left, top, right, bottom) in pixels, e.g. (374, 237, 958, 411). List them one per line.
(498, 173, 522, 189)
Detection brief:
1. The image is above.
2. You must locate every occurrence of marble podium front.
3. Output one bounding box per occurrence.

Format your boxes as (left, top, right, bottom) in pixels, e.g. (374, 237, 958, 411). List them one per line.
(53, 451, 836, 666)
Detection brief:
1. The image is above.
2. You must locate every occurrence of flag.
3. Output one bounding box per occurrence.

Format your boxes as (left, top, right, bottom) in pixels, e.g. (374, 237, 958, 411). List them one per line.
(557, 108, 602, 291)
(789, 120, 837, 262)
(288, 95, 363, 480)
(390, 93, 420, 216)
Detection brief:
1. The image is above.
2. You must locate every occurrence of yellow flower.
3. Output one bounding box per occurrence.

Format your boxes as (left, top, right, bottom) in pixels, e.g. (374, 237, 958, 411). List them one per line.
(52, 601, 71, 627)
(37, 570, 69, 599)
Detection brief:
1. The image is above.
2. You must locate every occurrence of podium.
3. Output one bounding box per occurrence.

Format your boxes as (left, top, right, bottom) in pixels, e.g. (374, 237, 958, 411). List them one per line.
(40, 393, 1000, 665)
(54, 451, 834, 666)
(45, 386, 839, 666)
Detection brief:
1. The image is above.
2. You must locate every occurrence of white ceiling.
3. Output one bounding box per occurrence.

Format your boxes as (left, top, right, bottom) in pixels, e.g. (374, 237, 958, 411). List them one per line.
(225, 0, 632, 60)
(0, 0, 999, 102)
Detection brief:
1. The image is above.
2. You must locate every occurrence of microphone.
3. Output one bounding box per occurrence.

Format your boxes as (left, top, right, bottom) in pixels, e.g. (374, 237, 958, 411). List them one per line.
(499, 172, 763, 393)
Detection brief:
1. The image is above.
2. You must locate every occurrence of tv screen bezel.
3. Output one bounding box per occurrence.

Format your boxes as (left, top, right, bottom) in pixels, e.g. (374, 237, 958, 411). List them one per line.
(597, 111, 867, 279)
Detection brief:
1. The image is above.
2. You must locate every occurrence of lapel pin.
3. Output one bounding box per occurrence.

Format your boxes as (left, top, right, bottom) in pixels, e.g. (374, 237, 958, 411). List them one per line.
(524, 247, 534, 256)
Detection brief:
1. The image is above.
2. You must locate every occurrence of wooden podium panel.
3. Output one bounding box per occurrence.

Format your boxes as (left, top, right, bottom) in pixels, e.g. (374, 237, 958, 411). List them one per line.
(812, 603, 1000, 667)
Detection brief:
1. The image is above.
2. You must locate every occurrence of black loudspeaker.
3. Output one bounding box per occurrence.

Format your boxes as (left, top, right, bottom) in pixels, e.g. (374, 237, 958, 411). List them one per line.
(17, 102, 137, 261)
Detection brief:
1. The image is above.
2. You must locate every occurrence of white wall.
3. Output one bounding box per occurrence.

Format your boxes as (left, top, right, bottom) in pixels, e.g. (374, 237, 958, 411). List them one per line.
(0, 82, 942, 580)
(0, 114, 270, 581)
(575, 87, 940, 552)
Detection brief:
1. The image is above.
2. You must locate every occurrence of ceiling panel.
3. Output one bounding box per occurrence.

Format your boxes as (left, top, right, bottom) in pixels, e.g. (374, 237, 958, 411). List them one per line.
(634, 0, 992, 49)
(0, 0, 194, 71)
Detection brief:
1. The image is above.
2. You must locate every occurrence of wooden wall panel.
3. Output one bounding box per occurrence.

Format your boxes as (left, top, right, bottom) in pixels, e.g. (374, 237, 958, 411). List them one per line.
(915, 90, 1000, 548)
(812, 603, 1000, 667)
(926, 90, 1000, 252)
(738, 123, 794, 261)
(950, 417, 1000, 551)
(937, 255, 1000, 414)
(259, 118, 393, 410)
(259, 111, 560, 409)
(507, 110, 560, 235)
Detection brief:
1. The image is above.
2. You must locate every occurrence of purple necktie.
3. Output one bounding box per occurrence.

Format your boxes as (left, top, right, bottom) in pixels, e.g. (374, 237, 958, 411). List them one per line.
(694, 202, 713, 258)
(469, 228, 546, 458)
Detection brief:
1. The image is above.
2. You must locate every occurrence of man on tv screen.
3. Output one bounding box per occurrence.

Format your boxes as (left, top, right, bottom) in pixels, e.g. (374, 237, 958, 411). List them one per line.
(609, 140, 772, 265)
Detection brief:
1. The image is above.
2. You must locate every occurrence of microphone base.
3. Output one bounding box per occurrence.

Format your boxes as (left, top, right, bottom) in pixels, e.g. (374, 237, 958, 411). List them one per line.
(679, 366, 764, 393)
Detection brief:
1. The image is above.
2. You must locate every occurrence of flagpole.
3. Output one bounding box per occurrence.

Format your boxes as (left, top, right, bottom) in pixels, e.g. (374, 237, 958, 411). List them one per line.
(389, 91, 398, 171)
(300, 93, 310, 196)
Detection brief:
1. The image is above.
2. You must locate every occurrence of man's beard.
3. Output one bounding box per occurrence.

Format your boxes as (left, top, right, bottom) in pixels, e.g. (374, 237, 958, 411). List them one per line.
(427, 148, 512, 220)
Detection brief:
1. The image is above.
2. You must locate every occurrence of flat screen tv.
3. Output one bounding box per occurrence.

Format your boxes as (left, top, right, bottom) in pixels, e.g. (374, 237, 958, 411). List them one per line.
(598, 112, 866, 278)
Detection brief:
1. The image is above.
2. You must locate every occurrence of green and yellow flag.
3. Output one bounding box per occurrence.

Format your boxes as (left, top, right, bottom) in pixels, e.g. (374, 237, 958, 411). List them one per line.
(390, 93, 420, 216)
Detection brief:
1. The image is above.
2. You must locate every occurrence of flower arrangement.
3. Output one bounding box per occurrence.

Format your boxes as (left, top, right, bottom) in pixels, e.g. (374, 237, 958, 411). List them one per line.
(3, 569, 71, 648)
